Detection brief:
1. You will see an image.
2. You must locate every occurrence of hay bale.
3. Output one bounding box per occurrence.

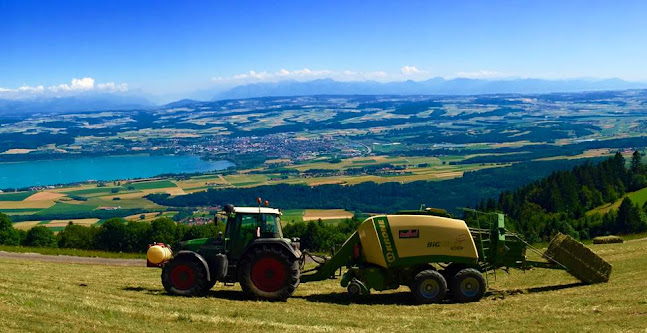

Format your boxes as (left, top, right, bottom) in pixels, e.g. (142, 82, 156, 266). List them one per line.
(544, 233, 612, 284)
(593, 235, 624, 244)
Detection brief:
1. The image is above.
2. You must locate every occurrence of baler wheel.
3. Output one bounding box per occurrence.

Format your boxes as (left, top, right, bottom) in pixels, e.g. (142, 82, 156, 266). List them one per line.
(161, 258, 209, 297)
(347, 281, 362, 297)
(450, 268, 486, 303)
(411, 270, 447, 304)
(239, 245, 300, 301)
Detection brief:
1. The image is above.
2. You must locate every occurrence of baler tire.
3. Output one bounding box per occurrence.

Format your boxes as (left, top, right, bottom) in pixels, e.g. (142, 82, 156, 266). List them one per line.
(450, 268, 486, 303)
(411, 270, 447, 304)
(239, 245, 300, 301)
(161, 258, 209, 297)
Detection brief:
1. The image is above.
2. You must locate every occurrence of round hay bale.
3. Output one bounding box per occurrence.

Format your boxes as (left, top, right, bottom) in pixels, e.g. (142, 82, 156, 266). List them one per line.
(593, 235, 624, 244)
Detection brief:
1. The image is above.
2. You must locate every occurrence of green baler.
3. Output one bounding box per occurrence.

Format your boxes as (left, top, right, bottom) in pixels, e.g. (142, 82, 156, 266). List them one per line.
(299, 209, 612, 303)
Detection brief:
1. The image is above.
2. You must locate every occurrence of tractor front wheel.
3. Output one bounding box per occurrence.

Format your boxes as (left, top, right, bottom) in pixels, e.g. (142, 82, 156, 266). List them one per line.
(162, 257, 209, 297)
(411, 270, 447, 304)
(239, 246, 300, 301)
(450, 268, 486, 303)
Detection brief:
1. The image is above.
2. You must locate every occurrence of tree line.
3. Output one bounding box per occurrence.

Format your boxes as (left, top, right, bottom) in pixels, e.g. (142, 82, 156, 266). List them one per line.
(476, 151, 647, 242)
(0, 211, 360, 253)
(282, 217, 363, 252)
(0, 214, 224, 253)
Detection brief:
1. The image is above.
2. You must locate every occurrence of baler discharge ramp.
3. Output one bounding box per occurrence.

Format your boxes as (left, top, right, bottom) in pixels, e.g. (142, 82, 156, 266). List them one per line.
(464, 209, 612, 284)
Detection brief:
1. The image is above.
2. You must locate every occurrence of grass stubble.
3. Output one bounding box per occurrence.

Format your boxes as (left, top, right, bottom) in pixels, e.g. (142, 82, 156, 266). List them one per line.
(0, 239, 646, 332)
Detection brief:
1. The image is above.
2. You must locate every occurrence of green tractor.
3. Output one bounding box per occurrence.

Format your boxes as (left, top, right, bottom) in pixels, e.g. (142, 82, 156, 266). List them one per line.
(147, 204, 301, 301)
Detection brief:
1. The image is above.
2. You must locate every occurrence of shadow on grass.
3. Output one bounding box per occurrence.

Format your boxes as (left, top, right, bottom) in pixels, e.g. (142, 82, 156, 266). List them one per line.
(121, 286, 255, 302)
(294, 291, 419, 305)
(298, 282, 588, 305)
(122, 286, 166, 295)
(485, 282, 586, 299)
(122, 282, 587, 304)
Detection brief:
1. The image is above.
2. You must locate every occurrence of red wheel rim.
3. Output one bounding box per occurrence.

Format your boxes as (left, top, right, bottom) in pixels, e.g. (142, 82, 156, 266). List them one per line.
(250, 257, 287, 292)
(170, 264, 195, 290)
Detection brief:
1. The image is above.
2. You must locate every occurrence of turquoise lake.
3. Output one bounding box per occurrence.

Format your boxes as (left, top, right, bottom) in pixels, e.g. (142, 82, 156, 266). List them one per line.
(0, 155, 234, 189)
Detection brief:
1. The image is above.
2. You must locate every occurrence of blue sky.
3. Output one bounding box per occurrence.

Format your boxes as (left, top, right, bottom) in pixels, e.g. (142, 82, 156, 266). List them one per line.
(2, 0, 647, 97)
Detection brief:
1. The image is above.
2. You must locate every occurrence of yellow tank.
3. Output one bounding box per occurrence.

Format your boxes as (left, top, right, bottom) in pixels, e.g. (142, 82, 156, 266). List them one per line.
(357, 215, 478, 268)
(147, 244, 172, 264)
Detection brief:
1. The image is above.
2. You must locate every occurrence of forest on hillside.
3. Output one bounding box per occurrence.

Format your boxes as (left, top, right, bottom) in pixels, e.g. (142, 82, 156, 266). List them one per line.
(477, 151, 647, 242)
(147, 158, 604, 214)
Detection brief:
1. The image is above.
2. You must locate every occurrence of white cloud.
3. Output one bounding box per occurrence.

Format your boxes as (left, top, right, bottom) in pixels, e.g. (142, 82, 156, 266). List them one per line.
(97, 82, 128, 92)
(454, 70, 505, 79)
(401, 65, 420, 75)
(0, 77, 128, 99)
(17, 85, 45, 92)
(213, 68, 392, 84)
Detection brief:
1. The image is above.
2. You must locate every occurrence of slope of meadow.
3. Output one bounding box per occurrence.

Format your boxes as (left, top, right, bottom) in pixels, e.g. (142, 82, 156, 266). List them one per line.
(0, 239, 646, 332)
(588, 186, 647, 215)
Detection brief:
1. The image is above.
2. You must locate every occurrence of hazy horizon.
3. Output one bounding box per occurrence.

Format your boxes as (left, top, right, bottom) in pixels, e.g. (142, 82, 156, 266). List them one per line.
(3, 0, 647, 101)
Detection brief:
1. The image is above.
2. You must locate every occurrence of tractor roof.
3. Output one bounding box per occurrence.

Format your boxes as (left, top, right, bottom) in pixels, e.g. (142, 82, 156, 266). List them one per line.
(233, 207, 282, 215)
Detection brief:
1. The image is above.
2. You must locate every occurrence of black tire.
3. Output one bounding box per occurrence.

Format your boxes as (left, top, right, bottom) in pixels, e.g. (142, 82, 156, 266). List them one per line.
(347, 280, 362, 297)
(238, 245, 300, 301)
(410, 270, 447, 304)
(450, 268, 486, 303)
(162, 257, 209, 297)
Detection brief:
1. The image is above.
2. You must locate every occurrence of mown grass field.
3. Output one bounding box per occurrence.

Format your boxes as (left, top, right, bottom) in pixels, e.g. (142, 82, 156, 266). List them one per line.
(1, 239, 646, 332)
(588, 186, 647, 215)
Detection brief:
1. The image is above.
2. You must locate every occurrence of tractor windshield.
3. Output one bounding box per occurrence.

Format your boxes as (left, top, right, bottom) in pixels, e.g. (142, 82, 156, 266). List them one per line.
(261, 213, 283, 238)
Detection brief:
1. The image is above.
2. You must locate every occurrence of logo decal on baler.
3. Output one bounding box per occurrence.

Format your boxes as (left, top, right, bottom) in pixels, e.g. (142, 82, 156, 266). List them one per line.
(398, 229, 419, 238)
(374, 217, 398, 264)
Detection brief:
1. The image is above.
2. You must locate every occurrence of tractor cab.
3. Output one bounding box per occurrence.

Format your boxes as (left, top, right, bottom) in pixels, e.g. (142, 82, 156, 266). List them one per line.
(222, 206, 285, 260)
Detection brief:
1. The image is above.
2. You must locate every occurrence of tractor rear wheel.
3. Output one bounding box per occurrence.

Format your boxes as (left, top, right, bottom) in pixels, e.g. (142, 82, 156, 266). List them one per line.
(411, 270, 447, 304)
(239, 245, 300, 301)
(450, 268, 486, 303)
(162, 257, 209, 297)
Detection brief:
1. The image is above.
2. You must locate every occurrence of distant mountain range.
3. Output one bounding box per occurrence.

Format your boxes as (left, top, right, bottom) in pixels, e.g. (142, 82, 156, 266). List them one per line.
(0, 93, 154, 115)
(212, 78, 647, 100)
(3, 78, 647, 114)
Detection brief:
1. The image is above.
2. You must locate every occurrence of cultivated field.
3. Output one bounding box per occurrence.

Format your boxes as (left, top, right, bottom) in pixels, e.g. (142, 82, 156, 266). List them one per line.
(0, 239, 645, 332)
